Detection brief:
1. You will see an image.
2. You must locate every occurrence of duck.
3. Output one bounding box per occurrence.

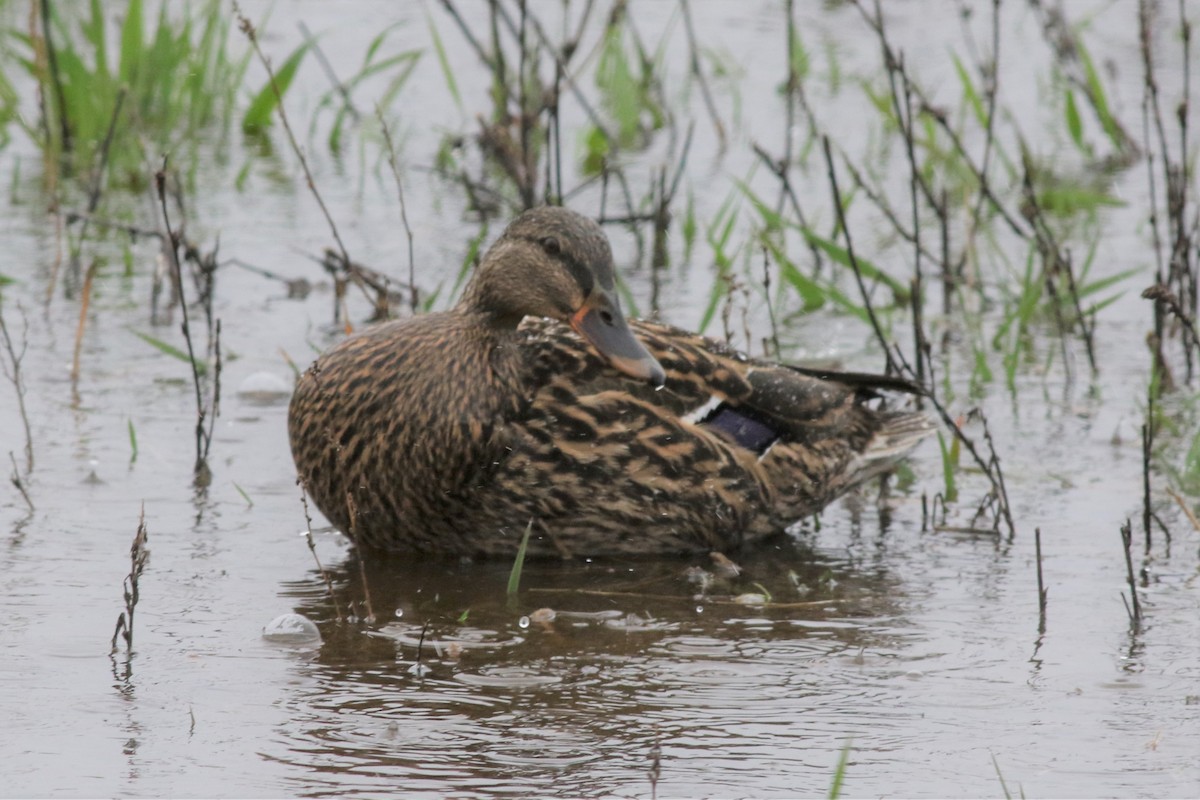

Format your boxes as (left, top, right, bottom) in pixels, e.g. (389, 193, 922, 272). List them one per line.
(287, 206, 933, 558)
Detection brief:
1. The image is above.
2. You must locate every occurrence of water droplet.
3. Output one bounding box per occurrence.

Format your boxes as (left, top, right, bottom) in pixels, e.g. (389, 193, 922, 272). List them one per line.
(518, 616, 531, 629)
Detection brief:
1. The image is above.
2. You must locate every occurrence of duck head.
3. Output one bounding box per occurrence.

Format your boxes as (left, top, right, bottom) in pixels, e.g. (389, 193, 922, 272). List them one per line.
(459, 207, 666, 386)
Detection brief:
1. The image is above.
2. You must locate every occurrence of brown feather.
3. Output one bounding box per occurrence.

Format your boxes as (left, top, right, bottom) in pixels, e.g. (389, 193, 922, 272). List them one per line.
(288, 208, 934, 557)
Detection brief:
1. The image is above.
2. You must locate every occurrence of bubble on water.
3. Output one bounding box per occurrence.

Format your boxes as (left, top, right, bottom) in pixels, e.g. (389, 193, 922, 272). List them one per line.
(517, 616, 531, 629)
(394, 607, 404, 618)
(262, 612, 321, 645)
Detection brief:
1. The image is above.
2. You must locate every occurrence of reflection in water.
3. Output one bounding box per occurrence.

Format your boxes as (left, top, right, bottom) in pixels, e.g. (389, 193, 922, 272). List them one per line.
(267, 537, 916, 796)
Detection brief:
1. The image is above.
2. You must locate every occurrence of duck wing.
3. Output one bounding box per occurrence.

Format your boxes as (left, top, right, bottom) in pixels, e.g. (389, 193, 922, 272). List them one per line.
(490, 318, 932, 556)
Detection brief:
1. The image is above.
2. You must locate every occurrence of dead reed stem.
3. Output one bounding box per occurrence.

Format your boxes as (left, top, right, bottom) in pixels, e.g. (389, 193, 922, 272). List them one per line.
(110, 505, 150, 653)
(69, 259, 97, 400)
(8, 451, 33, 511)
(378, 110, 418, 314)
(155, 161, 216, 485)
(821, 135, 900, 376)
(298, 483, 342, 623)
(1142, 423, 1154, 552)
(680, 0, 726, 151)
(1119, 519, 1142, 625)
(1034, 526, 1047, 634)
(0, 304, 33, 473)
(235, 5, 359, 325)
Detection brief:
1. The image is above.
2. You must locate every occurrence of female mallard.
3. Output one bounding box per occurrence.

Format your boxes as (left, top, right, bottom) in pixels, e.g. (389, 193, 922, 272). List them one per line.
(288, 206, 932, 558)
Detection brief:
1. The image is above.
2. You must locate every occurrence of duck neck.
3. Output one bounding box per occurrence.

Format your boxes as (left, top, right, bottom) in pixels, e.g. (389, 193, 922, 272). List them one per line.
(457, 275, 524, 327)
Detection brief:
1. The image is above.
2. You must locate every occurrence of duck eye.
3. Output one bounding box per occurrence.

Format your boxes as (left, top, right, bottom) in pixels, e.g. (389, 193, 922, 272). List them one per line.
(539, 236, 561, 256)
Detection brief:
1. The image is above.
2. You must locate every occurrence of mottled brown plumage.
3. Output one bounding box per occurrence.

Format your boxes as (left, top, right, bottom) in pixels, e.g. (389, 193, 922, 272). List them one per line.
(288, 207, 933, 557)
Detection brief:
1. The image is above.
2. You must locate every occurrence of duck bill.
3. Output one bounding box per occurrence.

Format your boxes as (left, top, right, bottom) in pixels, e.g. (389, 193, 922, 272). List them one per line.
(571, 291, 666, 387)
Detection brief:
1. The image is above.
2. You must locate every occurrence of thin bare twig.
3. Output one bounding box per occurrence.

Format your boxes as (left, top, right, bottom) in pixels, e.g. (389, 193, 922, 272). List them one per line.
(1119, 519, 1142, 625)
(235, 6, 356, 324)
(821, 136, 899, 375)
(155, 160, 214, 485)
(0, 305, 33, 472)
(378, 109, 419, 313)
(8, 451, 33, 511)
(679, 0, 726, 151)
(298, 481, 343, 623)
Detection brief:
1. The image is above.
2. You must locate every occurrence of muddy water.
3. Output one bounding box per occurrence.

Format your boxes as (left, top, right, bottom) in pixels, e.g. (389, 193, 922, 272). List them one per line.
(1, 1, 1198, 797)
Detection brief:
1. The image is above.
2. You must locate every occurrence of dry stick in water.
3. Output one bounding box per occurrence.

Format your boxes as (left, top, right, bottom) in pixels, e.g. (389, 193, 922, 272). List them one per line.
(60, 88, 126, 300)
(822, 102, 1018, 534)
(1034, 527, 1047, 634)
(1141, 423, 1154, 552)
(235, 5, 357, 325)
(8, 451, 32, 512)
(69, 259, 97, 402)
(1019, 162, 1098, 376)
(111, 505, 150, 653)
(820, 136, 900, 376)
(860, 0, 1030, 241)
(0, 305, 33, 473)
(377, 110, 418, 313)
(761, 246, 781, 360)
(155, 162, 214, 485)
(344, 492, 376, 624)
(1119, 519, 1142, 625)
(679, 0, 726, 151)
(298, 483, 342, 623)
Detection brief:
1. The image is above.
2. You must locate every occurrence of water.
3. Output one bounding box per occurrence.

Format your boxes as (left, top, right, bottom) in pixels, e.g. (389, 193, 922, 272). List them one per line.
(0, 1, 1197, 797)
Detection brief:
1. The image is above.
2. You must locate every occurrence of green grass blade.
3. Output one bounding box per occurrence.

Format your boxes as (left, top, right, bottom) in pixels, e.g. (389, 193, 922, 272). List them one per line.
(130, 329, 208, 375)
(242, 41, 311, 133)
(937, 431, 959, 503)
(506, 520, 533, 598)
(83, 0, 109, 80)
(799, 228, 910, 303)
(992, 752, 1013, 800)
(233, 483, 254, 507)
(1063, 88, 1084, 151)
(127, 418, 138, 464)
(952, 53, 985, 126)
(1075, 39, 1122, 150)
(425, 12, 462, 112)
(118, 0, 145, 86)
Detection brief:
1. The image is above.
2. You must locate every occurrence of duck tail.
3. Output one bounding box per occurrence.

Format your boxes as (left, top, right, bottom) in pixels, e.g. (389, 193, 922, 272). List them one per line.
(850, 410, 937, 483)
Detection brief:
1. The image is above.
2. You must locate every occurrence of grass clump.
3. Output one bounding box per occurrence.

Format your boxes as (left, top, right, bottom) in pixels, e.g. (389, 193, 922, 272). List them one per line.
(13, 0, 252, 189)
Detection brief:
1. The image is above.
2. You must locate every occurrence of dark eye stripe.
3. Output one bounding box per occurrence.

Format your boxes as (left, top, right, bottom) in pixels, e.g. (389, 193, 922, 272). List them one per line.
(522, 233, 595, 297)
